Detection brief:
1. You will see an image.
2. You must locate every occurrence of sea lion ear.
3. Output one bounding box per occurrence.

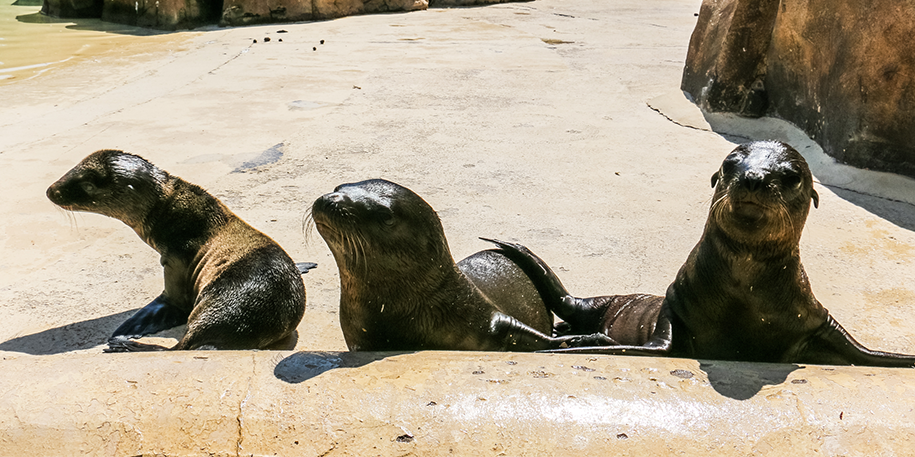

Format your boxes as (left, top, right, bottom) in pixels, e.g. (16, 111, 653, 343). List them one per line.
(710, 172, 719, 188)
(811, 189, 819, 208)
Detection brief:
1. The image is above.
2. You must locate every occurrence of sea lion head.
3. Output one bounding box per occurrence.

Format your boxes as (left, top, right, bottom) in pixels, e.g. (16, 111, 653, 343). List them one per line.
(311, 179, 452, 279)
(47, 149, 168, 227)
(708, 141, 819, 247)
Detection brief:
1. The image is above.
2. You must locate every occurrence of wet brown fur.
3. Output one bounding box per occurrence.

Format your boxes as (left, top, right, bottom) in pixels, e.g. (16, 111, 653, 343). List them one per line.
(311, 179, 607, 352)
(47, 149, 306, 351)
(501, 141, 915, 367)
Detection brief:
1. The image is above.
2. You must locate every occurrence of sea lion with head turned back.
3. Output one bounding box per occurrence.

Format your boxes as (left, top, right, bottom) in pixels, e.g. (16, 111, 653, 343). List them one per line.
(495, 141, 915, 367)
(47, 149, 312, 351)
(311, 179, 608, 352)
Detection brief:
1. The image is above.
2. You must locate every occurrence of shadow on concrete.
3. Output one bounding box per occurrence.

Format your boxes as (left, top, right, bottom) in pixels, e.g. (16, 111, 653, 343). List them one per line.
(648, 92, 915, 233)
(274, 351, 406, 383)
(700, 112, 915, 233)
(825, 186, 915, 232)
(699, 360, 800, 400)
(0, 309, 136, 355)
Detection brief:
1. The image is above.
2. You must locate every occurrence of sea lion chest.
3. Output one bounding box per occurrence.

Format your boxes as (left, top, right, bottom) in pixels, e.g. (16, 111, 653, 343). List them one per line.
(670, 245, 827, 362)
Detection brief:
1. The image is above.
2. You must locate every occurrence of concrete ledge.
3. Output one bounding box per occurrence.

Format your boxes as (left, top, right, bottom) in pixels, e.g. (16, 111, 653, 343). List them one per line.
(1, 351, 913, 455)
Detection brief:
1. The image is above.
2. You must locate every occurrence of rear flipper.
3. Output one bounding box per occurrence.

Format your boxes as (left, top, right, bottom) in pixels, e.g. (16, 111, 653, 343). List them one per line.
(798, 315, 915, 367)
(539, 304, 675, 357)
(490, 312, 620, 352)
(111, 293, 188, 338)
(553, 321, 573, 337)
(480, 238, 613, 331)
(541, 345, 672, 357)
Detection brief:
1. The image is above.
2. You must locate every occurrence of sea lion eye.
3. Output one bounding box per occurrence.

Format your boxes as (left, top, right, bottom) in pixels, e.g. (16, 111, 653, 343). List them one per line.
(783, 174, 801, 188)
(721, 154, 741, 172)
(80, 181, 97, 195)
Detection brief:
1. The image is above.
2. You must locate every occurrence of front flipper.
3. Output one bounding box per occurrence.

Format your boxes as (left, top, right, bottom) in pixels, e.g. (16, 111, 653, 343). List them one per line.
(104, 335, 170, 352)
(798, 315, 915, 367)
(296, 262, 318, 274)
(111, 293, 189, 338)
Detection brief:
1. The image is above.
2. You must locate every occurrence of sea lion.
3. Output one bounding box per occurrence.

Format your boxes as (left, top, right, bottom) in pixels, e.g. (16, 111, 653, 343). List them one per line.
(310, 179, 607, 352)
(495, 141, 915, 367)
(47, 149, 310, 351)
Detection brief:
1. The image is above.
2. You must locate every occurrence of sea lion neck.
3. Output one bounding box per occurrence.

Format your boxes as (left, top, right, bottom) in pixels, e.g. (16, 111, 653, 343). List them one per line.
(139, 177, 230, 256)
(703, 220, 800, 263)
(342, 248, 460, 307)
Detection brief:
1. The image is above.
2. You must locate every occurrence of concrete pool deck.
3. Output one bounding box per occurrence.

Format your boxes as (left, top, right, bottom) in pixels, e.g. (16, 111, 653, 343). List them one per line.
(1, 0, 914, 454)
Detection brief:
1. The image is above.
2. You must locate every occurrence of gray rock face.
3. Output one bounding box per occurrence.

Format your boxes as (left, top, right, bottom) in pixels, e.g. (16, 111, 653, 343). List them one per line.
(682, 0, 915, 178)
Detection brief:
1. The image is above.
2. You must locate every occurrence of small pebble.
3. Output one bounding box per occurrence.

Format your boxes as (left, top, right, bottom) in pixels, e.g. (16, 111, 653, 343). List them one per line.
(253, 39, 257, 43)
(264, 37, 271, 42)
(320, 39, 325, 44)
(313, 47, 317, 51)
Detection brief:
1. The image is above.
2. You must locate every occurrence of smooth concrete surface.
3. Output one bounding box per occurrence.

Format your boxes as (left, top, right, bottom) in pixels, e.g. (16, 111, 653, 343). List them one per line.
(1, 351, 914, 456)
(1, 0, 914, 454)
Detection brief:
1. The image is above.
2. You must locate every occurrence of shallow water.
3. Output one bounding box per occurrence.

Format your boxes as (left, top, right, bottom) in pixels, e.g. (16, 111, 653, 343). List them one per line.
(0, 0, 190, 84)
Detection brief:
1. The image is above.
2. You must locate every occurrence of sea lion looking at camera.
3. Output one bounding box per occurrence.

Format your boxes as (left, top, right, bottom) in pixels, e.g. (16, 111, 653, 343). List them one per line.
(310, 179, 607, 352)
(47, 149, 311, 351)
(496, 141, 915, 367)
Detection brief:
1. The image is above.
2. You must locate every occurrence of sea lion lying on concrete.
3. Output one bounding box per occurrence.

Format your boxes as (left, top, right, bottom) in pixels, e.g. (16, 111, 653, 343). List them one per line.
(47, 149, 311, 351)
(495, 141, 915, 367)
(310, 179, 607, 351)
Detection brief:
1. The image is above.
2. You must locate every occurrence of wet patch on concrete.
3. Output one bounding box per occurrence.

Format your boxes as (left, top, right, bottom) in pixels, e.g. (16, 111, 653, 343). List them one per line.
(233, 142, 284, 173)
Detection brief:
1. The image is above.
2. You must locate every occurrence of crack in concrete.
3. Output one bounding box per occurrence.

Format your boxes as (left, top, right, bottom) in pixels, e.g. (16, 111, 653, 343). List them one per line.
(648, 102, 913, 208)
(646, 102, 725, 134)
(206, 44, 254, 77)
(236, 352, 256, 457)
(317, 442, 338, 457)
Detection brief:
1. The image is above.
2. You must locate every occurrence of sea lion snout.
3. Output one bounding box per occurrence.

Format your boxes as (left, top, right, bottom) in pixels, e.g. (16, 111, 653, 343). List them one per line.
(46, 184, 63, 205)
(46, 171, 96, 208)
(312, 192, 356, 228)
(318, 192, 351, 208)
(738, 169, 767, 193)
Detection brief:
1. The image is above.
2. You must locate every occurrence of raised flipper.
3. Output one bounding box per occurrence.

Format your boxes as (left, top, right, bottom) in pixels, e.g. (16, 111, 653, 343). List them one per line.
(296, 262, 318, 274)
(481, 238, 619, 332)
(111, 293, 189, 338)
(798, 315, 915, 367)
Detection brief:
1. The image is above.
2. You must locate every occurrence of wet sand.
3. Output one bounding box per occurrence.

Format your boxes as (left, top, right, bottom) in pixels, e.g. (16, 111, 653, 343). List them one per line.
(0, 0, 194, 83)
